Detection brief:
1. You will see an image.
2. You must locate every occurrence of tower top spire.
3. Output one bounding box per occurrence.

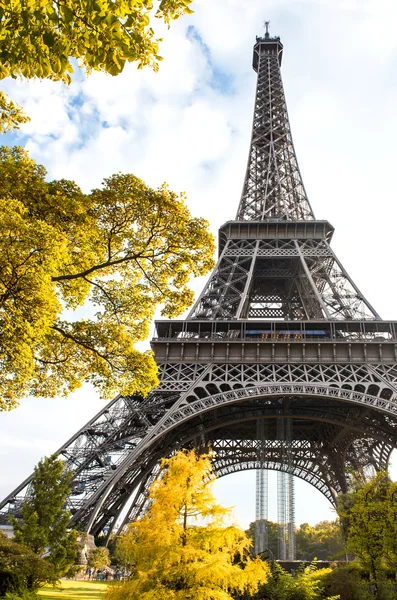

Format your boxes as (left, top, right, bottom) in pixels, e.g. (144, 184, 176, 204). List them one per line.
(254, 27, 283, 71)
(264, 20, 270, 39)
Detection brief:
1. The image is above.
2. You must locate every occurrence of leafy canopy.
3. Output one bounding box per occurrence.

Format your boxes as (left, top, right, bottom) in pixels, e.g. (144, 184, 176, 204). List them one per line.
(337, 472, 397, 586)
(0, 0, 193, 81)
(109, 450, 270, 600)
(0, 0, 193, 132)
(0, 146, 214, 409)
(10, 456, 79, 580)
(296, 520, 344, 562)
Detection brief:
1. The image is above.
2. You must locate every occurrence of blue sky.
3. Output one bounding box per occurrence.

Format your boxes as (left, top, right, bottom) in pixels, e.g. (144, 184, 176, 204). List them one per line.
(1, 0, 397, 529)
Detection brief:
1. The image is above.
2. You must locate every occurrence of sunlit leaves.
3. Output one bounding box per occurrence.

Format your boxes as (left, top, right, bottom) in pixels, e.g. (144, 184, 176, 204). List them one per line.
(0, 0, 193, 132)
(0, 0, 193, 82)
(337, 472, 397, 585)
(0, 147, 214, 409)
(109, 451, 270, 600)
(259, 562, 337, 600)
(0, 91, 30, 133)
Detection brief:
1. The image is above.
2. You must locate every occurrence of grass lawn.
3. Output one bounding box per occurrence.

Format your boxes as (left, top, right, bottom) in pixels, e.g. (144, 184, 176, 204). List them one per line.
(38, 580, 108, 600)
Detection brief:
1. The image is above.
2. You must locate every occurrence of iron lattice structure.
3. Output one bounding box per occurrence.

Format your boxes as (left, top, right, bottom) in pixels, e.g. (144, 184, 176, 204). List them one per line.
(2, 32, 397, 557)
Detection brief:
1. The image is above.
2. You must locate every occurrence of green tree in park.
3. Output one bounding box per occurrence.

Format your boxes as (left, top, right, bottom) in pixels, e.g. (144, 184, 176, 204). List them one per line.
(88, 547, 111, 571)
(246, 519, 280, 558)
(10, 455, 78, 579)
(295, 521, 344, 562)
(337, 472, 397, 595)
(108, 450, 270, 600)
(0, 531, 54, 592)
(246, 519, 344, 562)
(0, 146, 214, 409)
(0, 0, 193, 132)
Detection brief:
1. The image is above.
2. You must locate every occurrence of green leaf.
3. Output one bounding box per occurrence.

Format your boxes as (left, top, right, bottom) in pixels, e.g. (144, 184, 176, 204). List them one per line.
(42, 32, 56, 47)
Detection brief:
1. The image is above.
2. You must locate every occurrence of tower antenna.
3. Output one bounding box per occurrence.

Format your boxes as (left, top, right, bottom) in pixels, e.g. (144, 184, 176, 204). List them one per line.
(264, 20, 270, 39)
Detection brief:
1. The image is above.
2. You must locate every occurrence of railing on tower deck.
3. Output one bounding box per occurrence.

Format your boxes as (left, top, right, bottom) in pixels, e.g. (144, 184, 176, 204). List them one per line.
(153, 320, 397, 343)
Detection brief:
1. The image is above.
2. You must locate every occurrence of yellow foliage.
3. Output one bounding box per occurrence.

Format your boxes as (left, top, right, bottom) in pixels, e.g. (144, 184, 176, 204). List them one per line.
(0, 91, 30, 133)
(0, 147, 214, 409)
(0, 0, 193, 132)
(0, 0, 193, 81)
(108, 451, 270, 600)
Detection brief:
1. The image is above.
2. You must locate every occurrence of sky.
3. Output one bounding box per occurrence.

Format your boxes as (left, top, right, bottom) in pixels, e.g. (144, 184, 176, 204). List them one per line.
(1, 0, 397, 530)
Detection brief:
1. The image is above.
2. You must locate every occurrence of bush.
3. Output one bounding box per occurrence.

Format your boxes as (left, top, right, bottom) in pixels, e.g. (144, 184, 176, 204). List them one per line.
(4, 592, 38, 600)
(0, 531, 56, 591)
(323, 563, 397, 599)
(324, 565, 363, 600)
(251, 562, 334, 600)
(0, 569, 25, 596)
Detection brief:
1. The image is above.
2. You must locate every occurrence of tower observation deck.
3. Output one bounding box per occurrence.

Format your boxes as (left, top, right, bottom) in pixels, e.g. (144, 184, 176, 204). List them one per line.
(2, 28, 397, 562)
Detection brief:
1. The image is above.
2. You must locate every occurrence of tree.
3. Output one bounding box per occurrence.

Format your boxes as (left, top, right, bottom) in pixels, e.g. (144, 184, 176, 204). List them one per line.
(88, 546, 110, 571)
(246, 519, 344, 562)
(337, 472, 397, 595)
(0, 531, 54, 591)
(0, 146, 214, 409)
(10, 455, 79, 579)
(295, 521, 344, 562)
(246, 520, 280, 558)
(383, 479, 397, 573)
(108, 450, 270, 600)
(0, 0, 193, 132)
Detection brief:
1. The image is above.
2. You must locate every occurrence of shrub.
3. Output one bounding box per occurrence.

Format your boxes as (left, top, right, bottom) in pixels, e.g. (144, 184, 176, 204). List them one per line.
(251, 562, 336, 600)
(0, 568, 25, 596)
(322, 563, 370, 600)
(4, 592, 38, 600)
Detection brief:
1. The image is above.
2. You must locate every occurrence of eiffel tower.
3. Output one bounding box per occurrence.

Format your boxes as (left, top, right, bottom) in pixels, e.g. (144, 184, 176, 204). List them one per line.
(2, 27, 397, 559)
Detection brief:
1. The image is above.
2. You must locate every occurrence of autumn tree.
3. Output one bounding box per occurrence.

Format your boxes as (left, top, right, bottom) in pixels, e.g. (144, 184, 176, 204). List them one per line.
(10, 455, 78, 579)
(0, 0, 193, 132)
(108, 450, 270, 600)
(0, 146, 214, 409)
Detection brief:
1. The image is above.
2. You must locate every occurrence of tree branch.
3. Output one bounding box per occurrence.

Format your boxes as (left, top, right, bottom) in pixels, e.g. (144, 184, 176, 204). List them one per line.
(51, 244, 181, 283)
(83, 276, 122, 325)
(51, 325, 123, 372)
